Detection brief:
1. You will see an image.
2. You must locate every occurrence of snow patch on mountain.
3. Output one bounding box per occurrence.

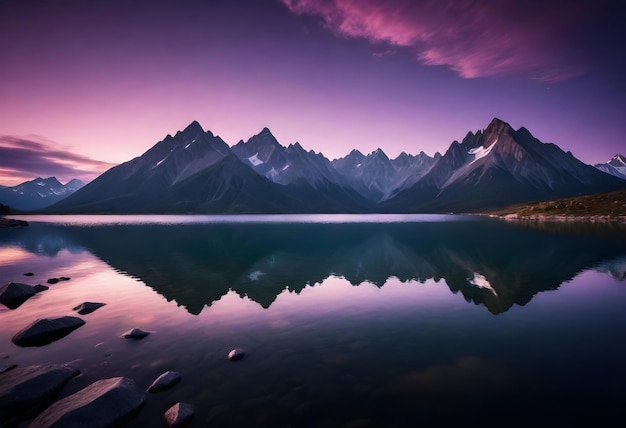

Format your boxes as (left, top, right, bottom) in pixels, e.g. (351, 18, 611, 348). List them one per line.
(468, 139, 497, 164)
(594, 154, 626, 180)
(248, 153, 264, 166)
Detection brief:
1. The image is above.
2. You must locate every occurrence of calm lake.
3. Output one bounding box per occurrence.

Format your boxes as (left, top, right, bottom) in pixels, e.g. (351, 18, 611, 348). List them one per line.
(1, 214, 626, 427)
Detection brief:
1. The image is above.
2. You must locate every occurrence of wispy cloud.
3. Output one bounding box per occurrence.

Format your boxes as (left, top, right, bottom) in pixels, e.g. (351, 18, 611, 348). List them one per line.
(0, 135, 115, 186)
(282, 0, 606, 82)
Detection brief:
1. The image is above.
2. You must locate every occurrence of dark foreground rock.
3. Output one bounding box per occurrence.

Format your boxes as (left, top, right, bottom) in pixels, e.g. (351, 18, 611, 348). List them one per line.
(164, 402, 195, 428)
(0, 364, 16, 374)
(34, 284, 49, 292)
(0, 364, 80, 423)
(30, 377, 146, 428)
(12, 316, 85, 347)
(147, 371, 182, 393)
(0, 282, 36, 309)
(73, 302, 106, 315)
(228, 349, 245, 361)
(122, 328, 150, 339)
(46, 277, 70, 284)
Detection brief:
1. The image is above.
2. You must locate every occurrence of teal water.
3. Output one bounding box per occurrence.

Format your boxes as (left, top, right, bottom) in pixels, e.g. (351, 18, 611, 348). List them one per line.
(1, 215, 626, 427)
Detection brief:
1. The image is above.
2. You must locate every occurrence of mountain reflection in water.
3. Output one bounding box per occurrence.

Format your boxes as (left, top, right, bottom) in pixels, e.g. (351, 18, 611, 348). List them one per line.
(3, 217, 625, 315)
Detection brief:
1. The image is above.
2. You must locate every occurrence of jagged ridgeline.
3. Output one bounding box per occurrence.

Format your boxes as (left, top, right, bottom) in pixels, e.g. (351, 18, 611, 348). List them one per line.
(46, 119, 626, 214)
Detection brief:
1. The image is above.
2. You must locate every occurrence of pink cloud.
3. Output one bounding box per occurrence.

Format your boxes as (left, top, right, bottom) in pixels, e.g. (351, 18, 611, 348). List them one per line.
(0, 135, 116, 186)
(282, 0, 595, 82)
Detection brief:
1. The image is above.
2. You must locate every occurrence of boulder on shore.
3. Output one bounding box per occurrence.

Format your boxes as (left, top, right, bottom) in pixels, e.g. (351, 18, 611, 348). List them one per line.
(122, 328, 150, 339)
(73, 302, 106, 315)
(30, 377, 146, 428)
(147, 371, 182, 393)
(164, 402, 195, 428)
(12, 316, 85, 347)
(0, 364, 80, 422)
(0, 282, 36, 309)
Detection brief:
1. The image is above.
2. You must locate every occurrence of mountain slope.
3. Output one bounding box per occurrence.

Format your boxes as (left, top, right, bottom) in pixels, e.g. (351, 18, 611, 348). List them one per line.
(0, 177, 84, 211)
(383, 118, 626, 212)
(231, 127, 373, 211)
(595, 154, 626, 180)
(48, 122, 371, 213)
(332, 149, 438, 202)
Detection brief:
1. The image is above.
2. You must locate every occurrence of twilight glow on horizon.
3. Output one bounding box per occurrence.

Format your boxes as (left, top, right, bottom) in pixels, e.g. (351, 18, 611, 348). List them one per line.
(1, 0, 624, 186)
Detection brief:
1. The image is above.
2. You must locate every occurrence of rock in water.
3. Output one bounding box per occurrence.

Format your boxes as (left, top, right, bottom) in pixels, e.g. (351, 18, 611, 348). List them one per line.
(73, 302, 106, 315)
(0, 282, 36, 309)
(30, 377, 146, 428)
(12, 316, 85, 347)
(0, 364, 80, 423)
(46, 278, 60, 284)
(33, 284, 49, 293)
(0, 364, 16, 374)
(24, 272, 34, 276)
(147, 371, 182, 393)
(228, 349, 245, 361)
(122, 328, 150, 339)
(164, 402, 195, 428)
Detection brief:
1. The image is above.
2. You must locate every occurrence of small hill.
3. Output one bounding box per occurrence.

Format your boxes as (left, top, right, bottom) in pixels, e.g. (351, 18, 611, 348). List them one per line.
(487, 189, 626, 220)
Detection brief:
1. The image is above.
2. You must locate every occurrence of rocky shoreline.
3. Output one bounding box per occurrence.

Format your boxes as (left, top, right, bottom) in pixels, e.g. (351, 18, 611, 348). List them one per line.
(0, 217, 28, 228)
(0, 267, 250, 427)
(0, 273, 209, 427)
(489, 214, 626, 223)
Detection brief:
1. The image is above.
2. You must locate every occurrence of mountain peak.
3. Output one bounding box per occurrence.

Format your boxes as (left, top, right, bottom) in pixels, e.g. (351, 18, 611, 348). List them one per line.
(610, 154, 626, 165)
(183, 120, 204, 133)
(485, 117, 512, 135)
(370, 148, 389, 158)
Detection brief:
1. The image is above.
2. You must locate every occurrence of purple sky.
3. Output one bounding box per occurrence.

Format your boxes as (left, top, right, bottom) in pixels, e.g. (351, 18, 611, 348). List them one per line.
(1, 0, 624, 185)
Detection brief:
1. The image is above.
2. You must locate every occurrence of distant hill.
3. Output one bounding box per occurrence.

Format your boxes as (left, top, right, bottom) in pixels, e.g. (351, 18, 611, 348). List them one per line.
(0, 177, 84, 211)
(487, 189, 626, 219)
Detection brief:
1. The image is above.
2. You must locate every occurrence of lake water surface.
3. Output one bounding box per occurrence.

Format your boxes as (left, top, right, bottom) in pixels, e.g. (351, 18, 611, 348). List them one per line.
(1, 215, 626, 427)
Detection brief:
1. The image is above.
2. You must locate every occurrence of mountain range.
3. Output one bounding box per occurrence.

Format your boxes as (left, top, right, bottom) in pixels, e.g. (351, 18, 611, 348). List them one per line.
(29, 118, 626, 213)
(0, 177, 84, 211)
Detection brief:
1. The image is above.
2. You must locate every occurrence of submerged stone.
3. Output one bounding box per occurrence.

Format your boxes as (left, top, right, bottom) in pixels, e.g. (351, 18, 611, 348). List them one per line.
(29, 377, 146, 428)
(73, 302, 106, 315)
(164, 402, 195, 428)
(228, 349, 245, 361)
(122, 328, 150, 339)
(0, 364, 80, 422)
(0, 282, 36, 309)
(12, 316, 86, 347)
(147, 371, 182, 393)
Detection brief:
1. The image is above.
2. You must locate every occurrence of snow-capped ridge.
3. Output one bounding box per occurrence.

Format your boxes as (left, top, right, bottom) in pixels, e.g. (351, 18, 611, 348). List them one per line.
(594, 153, 626, 180)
